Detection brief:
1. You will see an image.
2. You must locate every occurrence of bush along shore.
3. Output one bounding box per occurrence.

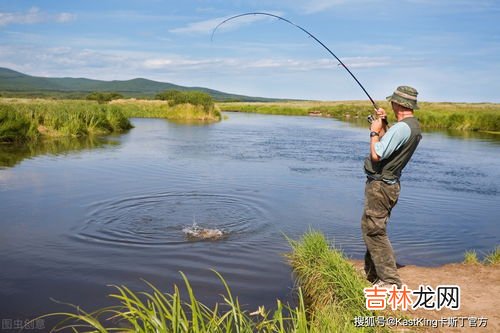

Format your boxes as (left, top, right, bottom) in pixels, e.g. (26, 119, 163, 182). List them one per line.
(0, 94, 222, 143)
(36, 230, 389, 332)
(218, 101, 500, 133)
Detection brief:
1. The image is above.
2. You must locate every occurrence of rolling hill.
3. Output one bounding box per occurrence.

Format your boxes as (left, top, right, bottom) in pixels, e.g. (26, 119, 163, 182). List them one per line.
(0, 67, 278, 102)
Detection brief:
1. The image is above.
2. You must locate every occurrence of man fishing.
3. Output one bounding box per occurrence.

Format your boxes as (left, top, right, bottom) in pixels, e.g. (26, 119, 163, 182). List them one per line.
(212, 14, 423, 287)
(362, 86, 422, 288)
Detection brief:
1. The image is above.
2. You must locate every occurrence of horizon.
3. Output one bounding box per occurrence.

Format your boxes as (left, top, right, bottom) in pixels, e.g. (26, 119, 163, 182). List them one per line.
(1, 1, 499, 103)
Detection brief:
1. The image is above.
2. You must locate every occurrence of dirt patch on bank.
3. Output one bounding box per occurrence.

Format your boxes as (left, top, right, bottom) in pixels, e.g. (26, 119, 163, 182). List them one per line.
(352, 260, 499, 332)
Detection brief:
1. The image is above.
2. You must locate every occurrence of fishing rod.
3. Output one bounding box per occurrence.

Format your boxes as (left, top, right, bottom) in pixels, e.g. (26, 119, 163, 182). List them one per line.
(211, 12, 380, 113)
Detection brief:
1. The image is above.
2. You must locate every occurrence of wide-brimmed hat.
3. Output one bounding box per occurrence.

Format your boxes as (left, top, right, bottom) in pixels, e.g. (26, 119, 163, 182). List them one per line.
(386, 86, 419, 110)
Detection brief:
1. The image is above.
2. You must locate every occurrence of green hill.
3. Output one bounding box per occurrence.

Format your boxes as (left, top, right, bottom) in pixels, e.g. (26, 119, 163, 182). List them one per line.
(0, 67, 278, 102)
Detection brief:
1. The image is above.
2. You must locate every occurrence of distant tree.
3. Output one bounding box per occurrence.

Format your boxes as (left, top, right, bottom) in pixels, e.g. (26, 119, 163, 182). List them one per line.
(86, 92, 124, 104)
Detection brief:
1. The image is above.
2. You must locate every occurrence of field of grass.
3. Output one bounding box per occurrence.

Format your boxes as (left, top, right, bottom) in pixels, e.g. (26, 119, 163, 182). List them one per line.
(111, 98, 222, 122)
(37, 230, 386, 332)
(218, 101, 500, 133)
(0, 98, 222, 143)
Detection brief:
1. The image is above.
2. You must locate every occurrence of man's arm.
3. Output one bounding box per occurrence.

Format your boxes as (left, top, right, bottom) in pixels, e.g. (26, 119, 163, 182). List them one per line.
(370, 119, 383, 162)
(369, 108, 387, 162)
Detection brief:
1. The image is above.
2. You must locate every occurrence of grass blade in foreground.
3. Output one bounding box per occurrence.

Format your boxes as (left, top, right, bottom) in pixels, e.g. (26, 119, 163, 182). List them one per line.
(37, 272, 312, 332)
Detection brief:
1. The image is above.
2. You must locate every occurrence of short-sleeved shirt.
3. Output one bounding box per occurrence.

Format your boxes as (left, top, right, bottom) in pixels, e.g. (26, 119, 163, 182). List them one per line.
(374, 121, 411, 160)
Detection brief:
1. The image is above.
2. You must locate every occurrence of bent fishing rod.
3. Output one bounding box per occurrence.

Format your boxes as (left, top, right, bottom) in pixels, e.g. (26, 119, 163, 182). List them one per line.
(211, 12, 380, 115)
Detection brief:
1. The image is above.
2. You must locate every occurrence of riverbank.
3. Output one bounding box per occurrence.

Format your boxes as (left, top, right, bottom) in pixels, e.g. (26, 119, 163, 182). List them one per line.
(0, 98, 221, 142)
(290, 231, 499, 332)
(217, 101, 500, 133)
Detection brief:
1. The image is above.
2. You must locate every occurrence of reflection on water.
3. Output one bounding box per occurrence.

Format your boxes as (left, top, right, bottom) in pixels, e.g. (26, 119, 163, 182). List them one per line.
(0, 136, 120, 168)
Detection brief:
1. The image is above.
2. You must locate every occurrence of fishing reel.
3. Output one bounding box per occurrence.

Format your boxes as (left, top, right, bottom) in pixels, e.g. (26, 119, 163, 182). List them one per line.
(367, 114, 389, 126)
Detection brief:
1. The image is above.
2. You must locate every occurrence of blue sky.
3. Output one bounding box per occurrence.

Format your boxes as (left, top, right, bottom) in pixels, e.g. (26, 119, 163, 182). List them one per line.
(1, 0, 499, 102)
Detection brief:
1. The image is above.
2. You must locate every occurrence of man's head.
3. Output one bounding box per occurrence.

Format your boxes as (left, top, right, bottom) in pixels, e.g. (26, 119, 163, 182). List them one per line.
(386, 86, 419, 112)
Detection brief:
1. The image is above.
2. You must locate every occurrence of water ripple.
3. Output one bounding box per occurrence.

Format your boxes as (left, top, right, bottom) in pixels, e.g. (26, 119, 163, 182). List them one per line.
(70, 191, 271, 248)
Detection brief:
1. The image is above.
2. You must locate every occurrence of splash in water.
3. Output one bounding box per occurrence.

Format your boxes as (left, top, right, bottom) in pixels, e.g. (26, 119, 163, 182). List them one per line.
(182, 220, 225, 241)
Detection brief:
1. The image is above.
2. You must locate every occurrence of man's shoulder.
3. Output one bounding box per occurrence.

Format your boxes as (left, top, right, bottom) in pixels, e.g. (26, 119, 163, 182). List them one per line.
(387, 121, 411, 137)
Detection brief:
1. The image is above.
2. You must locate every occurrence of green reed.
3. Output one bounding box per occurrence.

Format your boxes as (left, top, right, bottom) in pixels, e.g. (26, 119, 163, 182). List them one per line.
(464, 246, 500, 265)
(37, 271, 314, 333)
(285, 230, 387, 333)
(484, 246, 500, 265)
(463, 250, 480, 264)
(0, 99, 133, 142)
(114, 99, 222, 122)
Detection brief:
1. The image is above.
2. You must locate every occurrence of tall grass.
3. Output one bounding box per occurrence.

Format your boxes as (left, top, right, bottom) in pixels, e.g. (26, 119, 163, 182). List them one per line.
(285, 230, 385, 333)
(218, 101, 500, 133)
(462, 246, 500, 265)
(0, 104, 34, 142)
(112, 99, 222, 122)
(0, 99, 132, 141)
(483, 246, 500, 265)
(463, 250, 480, 264)
(38, 271, 313, 333)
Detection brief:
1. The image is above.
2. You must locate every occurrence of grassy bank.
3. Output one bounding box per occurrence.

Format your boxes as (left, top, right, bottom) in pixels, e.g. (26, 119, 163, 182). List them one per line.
(111, 98, 222, 122)
(0, 98, 222, 142)
(0, 99, 133, 142)
(218, 101, 500, 133)
(39, 231, 383, 332)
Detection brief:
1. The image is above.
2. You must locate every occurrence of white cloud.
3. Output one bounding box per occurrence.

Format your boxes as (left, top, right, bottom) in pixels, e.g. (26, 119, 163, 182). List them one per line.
(141, 55, 392, 72)
(169, 12, 282, 35)
(0, 7, 75, 27)
(295, 0, 496, 14)
(56, 13, 76, 23)
(302, 0, 348, 14)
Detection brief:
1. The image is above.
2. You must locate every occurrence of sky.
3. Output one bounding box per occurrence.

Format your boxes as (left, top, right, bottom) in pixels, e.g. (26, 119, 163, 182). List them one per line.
(0, 0, 499, 102)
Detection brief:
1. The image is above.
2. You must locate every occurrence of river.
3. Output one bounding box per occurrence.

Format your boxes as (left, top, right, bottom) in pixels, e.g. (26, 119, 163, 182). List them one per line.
(0, 112, 499, 322)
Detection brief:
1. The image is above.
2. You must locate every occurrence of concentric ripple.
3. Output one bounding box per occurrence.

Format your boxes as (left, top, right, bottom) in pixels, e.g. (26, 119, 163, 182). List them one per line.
(71, 191, 270, 247)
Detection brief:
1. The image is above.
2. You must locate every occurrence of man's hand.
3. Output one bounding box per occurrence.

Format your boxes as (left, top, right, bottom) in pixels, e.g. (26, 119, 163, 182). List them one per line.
(370, 118, 383, 133)
(376, 107, 387, 119)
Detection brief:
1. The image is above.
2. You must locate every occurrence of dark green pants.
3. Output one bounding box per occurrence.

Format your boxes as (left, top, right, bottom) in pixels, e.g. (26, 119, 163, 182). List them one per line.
(361, 179, 402, 287)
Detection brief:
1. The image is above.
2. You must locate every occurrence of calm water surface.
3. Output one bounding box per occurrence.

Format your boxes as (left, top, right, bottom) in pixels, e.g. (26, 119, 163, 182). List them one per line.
(1, 112, 499, 320)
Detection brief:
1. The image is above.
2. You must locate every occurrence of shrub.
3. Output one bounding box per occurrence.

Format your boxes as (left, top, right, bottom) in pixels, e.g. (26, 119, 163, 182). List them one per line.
(156, 90, 214, 112)
(86, 92, 124, 104)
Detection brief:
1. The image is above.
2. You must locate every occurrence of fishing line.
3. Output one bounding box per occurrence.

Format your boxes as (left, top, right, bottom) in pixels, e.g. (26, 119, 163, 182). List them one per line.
(211, 12, 378, 110)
